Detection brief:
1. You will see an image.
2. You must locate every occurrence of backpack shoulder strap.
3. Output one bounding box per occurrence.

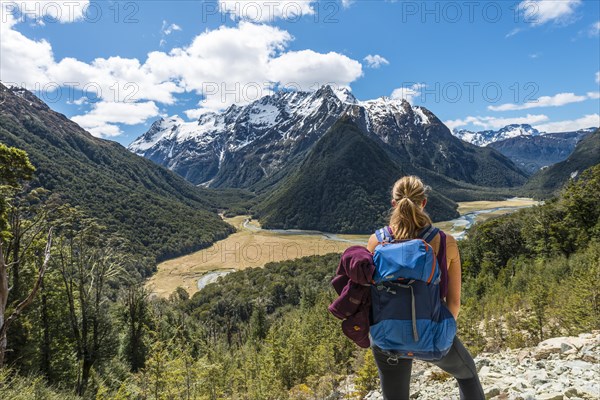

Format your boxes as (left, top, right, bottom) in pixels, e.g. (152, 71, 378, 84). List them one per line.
(419, 224, 440, 243)
(374, 226, 394, 243)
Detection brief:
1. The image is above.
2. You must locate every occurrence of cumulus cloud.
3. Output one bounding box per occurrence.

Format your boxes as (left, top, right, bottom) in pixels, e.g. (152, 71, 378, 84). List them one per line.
(364, 54, 389, 69)
(517, 0, 581, 26)
(391, 83, 426, 104)
(268, 50, 363, 91)
(444, 114, 549, 131)
(71, 101, 160, 137)
(596, 71, 600, 84)
(534, 114, 600, 133)
(488, 92, 591, 111)
(1, 18, 363, 137)
(218, 0, 316, 22)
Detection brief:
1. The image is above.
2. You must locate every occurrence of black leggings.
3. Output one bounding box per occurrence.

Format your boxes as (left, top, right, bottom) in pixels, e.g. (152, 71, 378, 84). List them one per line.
(372, 336, 485, 400)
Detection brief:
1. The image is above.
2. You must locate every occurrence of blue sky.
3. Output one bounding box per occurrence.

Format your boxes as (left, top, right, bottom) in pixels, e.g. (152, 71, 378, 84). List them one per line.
(1, 0, 599, 146)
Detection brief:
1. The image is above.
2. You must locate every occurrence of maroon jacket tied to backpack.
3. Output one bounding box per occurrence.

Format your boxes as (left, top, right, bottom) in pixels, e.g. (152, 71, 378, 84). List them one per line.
(328, 246, 375, 348)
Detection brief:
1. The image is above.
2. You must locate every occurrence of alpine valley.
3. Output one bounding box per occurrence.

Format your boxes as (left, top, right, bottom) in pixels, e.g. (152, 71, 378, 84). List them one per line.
(129, 85, 531, 232)
(1, 84, 599, 400)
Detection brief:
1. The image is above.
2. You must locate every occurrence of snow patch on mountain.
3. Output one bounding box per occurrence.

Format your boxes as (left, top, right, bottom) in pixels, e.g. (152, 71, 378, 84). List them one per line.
(453, 124, 541, 146)
(128, 85, 446, 187)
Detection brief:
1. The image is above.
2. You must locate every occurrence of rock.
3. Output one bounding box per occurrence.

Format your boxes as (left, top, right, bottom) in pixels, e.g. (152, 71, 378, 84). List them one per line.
(537, 393, 564, 400)
(476, 358, 492, 369)
(360, 332, 600, 400)
(564, 388, 578, 397)
(581, 352, 598, 363)
(561, 343, 576, 353)
(577, 385, 600, 399)
(485, 388, 500, 399)
(535, 337, 592, 360)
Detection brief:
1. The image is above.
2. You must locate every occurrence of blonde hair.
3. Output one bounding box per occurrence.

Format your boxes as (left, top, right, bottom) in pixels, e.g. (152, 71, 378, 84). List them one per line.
(389, 176, 432, 240)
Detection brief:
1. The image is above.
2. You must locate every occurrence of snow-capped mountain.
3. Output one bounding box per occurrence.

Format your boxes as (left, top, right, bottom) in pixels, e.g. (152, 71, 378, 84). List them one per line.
(453, 124, 541, 146)
(129, 85, 443, 188)
(488, 129, 595, 174)
(129, 85, 528, 189)
(452, 124, 598, 147)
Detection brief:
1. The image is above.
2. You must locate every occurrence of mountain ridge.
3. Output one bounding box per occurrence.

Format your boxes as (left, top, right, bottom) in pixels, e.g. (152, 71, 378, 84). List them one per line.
(129, 85, 528, 193)
(453, 124, 596, 147)
(0, 83, 239, 271)
(255, 117, 460, 233)
(524, 129, 600, 195)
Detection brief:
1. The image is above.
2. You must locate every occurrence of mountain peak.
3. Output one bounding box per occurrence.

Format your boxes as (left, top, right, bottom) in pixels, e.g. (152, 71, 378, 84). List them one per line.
(454, 124, 541, 146)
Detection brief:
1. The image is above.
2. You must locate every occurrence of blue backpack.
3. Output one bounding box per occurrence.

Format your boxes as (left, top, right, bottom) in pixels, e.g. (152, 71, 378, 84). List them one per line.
(369, 225, 456, 361)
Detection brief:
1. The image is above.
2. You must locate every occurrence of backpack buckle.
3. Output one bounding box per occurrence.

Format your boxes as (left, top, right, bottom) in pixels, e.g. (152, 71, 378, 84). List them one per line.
(386, 356, 399, 365)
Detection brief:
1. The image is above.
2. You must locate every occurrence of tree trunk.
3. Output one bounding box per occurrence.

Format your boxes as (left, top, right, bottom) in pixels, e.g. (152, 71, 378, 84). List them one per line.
(77, 356, 93, 396)
(40, 278, 51, 379)
(0, 245, 8, 368)
(0, 230, 52, 368)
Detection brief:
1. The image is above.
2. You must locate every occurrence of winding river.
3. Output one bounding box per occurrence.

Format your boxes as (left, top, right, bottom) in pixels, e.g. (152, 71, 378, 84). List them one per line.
(191, 197, 539, 292)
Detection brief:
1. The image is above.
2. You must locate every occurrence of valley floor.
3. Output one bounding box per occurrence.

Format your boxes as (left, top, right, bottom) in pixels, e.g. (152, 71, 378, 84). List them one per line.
(146, 198, 539, 298)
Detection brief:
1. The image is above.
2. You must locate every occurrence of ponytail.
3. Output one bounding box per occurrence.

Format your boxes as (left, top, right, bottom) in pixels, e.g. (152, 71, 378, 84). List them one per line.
(389, 176, 432, 239)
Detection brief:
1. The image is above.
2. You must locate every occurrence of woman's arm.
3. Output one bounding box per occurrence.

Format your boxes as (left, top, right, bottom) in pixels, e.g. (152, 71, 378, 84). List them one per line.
(445, 235, 462, 320)
(367, 234, 379, 253)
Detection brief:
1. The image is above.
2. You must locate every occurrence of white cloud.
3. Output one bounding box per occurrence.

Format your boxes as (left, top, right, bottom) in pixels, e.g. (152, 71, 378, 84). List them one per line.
(444, 114, 549, 131)
(71, 101, 160, 138)
(590, 21, 600, 36)
(588, 91, 600, 99)
(341, 0, 354, 9)
(529, 52, 541, 59)
(488, 92, 590, 111)
(162, 21, 182, 36)
(505, 28, 522, 38)
(391, 83, 425, 104)
(219, 0, 316, 22)
(534, 114, 600, 133)
(364, 54, 389, 69)
(517, 0, 581, 26)
(596, 71, 600, 84)
(0, 15, 55, 85)
(159, 21, 182, 47)
(268, 50, 362, 92)
(1, 0, 89, 23)
(1, 18, 363, 136)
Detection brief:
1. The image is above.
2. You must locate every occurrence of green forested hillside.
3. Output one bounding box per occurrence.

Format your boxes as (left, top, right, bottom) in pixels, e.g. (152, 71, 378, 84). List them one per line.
(256, 118, 459, 232)
(458, 163, 600, 350)
(524, 129, 600, 197)
(2, 162, 599, 399)
(0, 84, 247, 269)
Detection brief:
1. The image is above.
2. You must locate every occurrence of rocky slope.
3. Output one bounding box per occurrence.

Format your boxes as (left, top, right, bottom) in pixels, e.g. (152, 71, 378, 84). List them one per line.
(129, 86, 528, 191)
(359, 332, 600, 400)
